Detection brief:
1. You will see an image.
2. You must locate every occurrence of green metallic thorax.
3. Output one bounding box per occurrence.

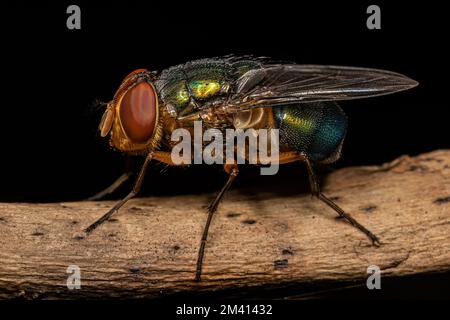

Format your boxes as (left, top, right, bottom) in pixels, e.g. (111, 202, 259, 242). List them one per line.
(154, 58, 261, 118)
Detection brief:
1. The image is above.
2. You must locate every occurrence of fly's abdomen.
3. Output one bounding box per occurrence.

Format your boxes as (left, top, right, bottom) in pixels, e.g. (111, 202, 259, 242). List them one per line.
(274, 102, 347, 163)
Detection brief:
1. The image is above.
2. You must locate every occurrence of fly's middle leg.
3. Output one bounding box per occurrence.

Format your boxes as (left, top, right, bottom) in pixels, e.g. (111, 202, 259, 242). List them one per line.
(195, 163, 239, 282)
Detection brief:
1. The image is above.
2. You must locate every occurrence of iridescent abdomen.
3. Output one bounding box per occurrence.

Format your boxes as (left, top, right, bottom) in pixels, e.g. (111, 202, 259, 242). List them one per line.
(274, 102, 348, 163)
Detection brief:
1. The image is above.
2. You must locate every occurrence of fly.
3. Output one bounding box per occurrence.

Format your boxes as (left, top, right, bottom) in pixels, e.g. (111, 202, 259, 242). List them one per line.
(85, 56, 418, 281)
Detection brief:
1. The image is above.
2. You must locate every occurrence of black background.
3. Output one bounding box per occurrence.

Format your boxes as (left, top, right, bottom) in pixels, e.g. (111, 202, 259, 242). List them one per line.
(2, 1, 449, 300)
(2, 1, 448, 202)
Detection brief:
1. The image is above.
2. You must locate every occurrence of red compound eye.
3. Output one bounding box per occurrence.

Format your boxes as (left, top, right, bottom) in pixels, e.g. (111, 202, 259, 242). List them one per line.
(125, 68, 147, 79)
(119, 81, 157, 143)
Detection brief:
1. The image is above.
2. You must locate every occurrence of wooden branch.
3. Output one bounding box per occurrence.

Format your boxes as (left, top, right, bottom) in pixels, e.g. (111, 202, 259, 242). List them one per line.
(1, 150, 450, 299)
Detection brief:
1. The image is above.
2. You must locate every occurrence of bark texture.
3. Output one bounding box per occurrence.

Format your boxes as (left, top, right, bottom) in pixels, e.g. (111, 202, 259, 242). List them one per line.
(0, 150, 449, 299)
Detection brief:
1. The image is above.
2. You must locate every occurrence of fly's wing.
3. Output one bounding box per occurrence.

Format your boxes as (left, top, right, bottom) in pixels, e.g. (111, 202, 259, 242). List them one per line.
(204, 64, 418, 113)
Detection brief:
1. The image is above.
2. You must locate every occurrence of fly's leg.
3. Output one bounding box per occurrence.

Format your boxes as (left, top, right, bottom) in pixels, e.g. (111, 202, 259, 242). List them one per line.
(195, 164, 239, 282)
(301, 154, 381, 246)
(84, 152, 153, 234)
(86, 172, 132, 201)
(86, 156, 134, 201)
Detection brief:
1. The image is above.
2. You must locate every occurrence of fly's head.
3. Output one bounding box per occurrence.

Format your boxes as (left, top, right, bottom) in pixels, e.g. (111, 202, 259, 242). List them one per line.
(99, 69, 163, 154)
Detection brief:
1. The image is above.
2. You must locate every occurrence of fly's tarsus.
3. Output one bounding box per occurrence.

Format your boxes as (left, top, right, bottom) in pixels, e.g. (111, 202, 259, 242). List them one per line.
(318, 193, 381, 246)
(84, 153, 153, 235)
(302, 154, 381, 247)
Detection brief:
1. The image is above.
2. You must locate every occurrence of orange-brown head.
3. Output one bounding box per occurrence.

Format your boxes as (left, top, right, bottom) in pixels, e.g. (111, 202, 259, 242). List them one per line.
(99, 69, 162, 153)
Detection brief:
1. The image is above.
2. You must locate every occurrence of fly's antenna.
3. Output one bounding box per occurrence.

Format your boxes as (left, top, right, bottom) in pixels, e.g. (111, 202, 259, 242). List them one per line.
(82, 99, 111, 138)
(87, 98, 109, 114)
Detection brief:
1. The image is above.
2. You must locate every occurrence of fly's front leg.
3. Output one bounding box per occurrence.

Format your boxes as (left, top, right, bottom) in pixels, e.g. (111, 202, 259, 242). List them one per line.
(87, 172, 132, 201)
(86, 156, 134, 201)
(195, 163, 239, 282)
(300, 154, 381, 246)
(84, 152, 154, 234)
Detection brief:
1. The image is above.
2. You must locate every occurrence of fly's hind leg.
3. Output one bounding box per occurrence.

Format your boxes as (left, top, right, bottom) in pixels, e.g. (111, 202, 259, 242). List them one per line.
(300, 153, 380, 246)
(195, 163, 239, 282)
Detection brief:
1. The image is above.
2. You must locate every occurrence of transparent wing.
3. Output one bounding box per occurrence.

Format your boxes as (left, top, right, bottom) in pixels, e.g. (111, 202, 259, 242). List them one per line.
(205, 64, 418, 113)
